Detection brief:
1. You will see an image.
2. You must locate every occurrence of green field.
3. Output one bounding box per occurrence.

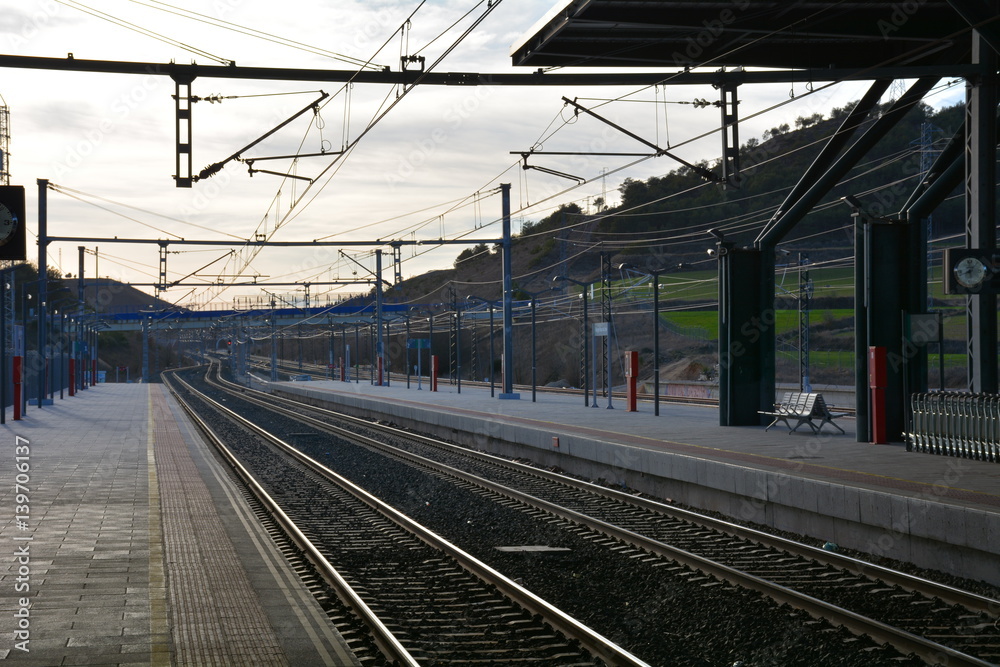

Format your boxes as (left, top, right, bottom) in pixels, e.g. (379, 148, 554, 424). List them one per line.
(659, 309, 855, 341)
(596, 263, 988, 385)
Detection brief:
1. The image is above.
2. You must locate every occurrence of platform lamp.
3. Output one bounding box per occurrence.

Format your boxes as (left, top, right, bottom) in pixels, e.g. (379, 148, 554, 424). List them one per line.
(617, 262, 689, 416)
(453, 304, 463, 394)
(386, 313, 411, 388)
(48, 293, 75, 399)
(409, 306, 436, 390)
(401, 313, 411, 388)
(353, 320, 366, 384)
(51, 305, 65, 399)
(0, 265, 21, 424)
(56, 309, 67, 397)
(466, 296, 497, 397)
(519, 286, 559, 402)
(20, 280, 40, 412)
(36, 283, 73, 403)
(75, 305, 87, 393)
(552, 276, 594, 407)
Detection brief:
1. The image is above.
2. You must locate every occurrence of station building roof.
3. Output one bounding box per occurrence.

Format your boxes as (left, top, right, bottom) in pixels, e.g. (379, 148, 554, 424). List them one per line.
(510, 1, 973, 71)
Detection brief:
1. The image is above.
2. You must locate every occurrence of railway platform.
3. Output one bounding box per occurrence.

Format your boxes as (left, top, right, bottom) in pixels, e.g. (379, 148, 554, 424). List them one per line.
(269, 376, 1000, 588)
(0, 383, 359, 666)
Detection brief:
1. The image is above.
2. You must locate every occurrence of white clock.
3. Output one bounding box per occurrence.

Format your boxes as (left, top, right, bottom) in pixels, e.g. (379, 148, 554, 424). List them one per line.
(953, 256, 988, 289)
(0, 201, 17, 246)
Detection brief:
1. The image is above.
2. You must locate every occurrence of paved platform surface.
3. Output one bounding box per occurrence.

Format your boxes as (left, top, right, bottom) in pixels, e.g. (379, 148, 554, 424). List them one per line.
(272, 376, 1000, 586)
(0, 383, 357, 666)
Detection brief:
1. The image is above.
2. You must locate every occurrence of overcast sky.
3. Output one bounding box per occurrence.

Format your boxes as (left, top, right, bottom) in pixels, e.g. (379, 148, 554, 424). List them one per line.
(1, 0, 965, 310)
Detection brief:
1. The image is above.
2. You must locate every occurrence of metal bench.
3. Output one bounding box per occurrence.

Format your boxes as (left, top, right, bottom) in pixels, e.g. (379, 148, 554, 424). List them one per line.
(759, 391, 846, 434)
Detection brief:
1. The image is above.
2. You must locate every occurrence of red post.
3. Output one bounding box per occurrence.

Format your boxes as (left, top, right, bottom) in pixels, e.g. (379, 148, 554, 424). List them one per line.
(69, 358, 75, 396)
(339, 356, 345, 382)
(430, 355, 439, 392)
(868, 346, 888, 444)
(377, 356, 383, 386)
(91, 359, 96, 386)
(624, 350, 639, 412)
(13, 356, 21, 420)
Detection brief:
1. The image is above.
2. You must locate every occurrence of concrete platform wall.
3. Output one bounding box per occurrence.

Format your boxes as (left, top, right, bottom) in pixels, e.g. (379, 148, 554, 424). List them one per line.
(277, 386, 1000, 587)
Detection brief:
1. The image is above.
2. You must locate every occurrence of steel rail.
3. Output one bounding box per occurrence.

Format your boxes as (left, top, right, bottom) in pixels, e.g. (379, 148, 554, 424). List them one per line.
(258, 374, 973, 607)
(163, 371, 419, 667)
(179, 366, 652, 667)
(247, 354, 727, 409)
(208, 367, 997, 666)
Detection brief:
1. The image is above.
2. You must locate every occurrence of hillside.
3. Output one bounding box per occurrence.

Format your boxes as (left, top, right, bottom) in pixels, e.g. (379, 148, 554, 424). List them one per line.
(376, 100, 969, 389)
(387, 100, 964, 304)
(80, 279, 182, 314)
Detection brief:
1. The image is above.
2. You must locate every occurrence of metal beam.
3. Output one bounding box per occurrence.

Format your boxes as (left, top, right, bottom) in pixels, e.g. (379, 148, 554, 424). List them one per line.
(758, 77, 938, 246)
(717, 246, 764, 426)
(756, 79, 892, 245)
(965, 29, 998, 393)
(499, 183, 518, 399)
(561, 96, 718, 181)
(899, 124, 967, 219)
(375, 249, 384, 386)
(945, 0, 1000, 56)
(45, 236, 502, 247)
(37, 179, 48, 409)
(115, 280, 373, 288)
(0, 54, 981, 87)
(715, 77, 937, 429)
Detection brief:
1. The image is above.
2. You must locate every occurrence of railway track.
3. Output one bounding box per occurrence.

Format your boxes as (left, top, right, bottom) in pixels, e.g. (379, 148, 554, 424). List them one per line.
(164, 367, 647, 666)
(241, 353, 725, 409)
(184, 362, 999, 666)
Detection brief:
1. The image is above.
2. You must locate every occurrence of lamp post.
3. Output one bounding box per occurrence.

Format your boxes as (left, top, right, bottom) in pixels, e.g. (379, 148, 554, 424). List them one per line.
(409, 307, 436, 390)
(327, 319, 334, 381)
(386, 314, 410, 388)
(618, 262, 688, 416)
(268, 300, 278, 382)
(48, 295, 75, 399)
(519, 287, 559, 402)
(402, 315, 411, 388)
(80, 322, 91, 393)
(354, 321, 361, 383)
(466, 296, 496, 397)
(20, 281, 34, 412)
(454, 305, 462, 394)
(798, 253, 812, 393)
(553, 276, 593, 407)
(0, 268, 18, 423)
(53, 308, 63, 399)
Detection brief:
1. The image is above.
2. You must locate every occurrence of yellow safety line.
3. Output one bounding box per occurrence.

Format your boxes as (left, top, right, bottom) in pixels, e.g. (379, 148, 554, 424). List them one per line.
(147, 385, 171, 666)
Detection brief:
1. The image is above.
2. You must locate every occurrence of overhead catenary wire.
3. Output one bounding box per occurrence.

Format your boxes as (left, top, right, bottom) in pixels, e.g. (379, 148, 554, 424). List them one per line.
(184, 6, 880, 300)
(150, 1, 968, 308)
(54, 0, 232, 64)
(182, 0, 516, 306)
(182, 1, 433, 303)
(48, 184, 247, 240)
(126, 0, 384, 69)
(35, 0, 964, 310)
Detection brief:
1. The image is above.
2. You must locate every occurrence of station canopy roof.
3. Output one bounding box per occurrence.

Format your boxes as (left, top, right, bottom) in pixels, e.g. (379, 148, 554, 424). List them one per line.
(511, 1, 973, 71)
